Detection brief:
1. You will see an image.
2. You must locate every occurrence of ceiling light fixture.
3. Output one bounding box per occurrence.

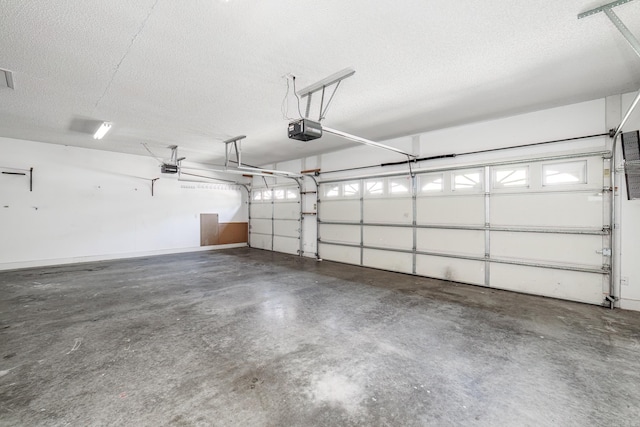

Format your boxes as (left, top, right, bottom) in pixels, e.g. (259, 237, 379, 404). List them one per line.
(93, 122, 112, 140)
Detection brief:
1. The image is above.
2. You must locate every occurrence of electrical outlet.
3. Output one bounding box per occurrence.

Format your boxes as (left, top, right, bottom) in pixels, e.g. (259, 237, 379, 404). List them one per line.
(621, 277, 629, 287)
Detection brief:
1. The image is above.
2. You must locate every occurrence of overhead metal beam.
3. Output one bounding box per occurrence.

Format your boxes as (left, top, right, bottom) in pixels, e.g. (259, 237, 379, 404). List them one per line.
(182, 165, 300, 180)
(237, 165, 302, 178)
(296, 68, 355, 98)
(322, 126, 418, 159)
(578, 0, 640, 59)
(182, 165, 273, 178)
(603, 8, 640, 59)
(577, 0, 635, 19)
(219, 135, 302, 178)
(222, 135, 246, 144)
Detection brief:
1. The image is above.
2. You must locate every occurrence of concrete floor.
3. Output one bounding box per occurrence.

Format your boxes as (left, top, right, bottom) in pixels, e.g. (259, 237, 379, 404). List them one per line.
(1, 248, 639, 426)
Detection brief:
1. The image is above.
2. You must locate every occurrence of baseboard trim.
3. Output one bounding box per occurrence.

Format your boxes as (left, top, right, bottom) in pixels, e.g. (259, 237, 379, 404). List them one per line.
(619, 298, 640, 312)
(0, 243, 247, 272)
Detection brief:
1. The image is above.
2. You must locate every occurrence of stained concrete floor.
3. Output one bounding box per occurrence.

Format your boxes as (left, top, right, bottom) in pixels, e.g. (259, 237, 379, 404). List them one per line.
(1, 248, 639, 426)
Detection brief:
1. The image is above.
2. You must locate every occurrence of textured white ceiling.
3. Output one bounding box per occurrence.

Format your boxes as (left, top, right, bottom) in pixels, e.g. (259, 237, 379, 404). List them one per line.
(1, 0, 639, 166)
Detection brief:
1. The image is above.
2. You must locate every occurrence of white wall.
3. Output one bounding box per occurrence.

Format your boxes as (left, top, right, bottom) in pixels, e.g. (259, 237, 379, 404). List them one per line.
(263, 95, 640, 311)
(0, 137, 248, 270)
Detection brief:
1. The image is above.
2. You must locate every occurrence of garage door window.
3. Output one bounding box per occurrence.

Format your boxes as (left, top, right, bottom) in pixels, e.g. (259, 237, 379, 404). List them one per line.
(286, 188, 299, 200)
(389, 177, 411, 195)
(324, 184, 340, 198)
(493, 166, 528, 189)
(419, 173, 443, 193)
(274, 189, 285, 200)
(453, 169, 483, 191)
(343, 181, 360, 198)
(365, 179, 385, 196)
(542, 161, 586, 186)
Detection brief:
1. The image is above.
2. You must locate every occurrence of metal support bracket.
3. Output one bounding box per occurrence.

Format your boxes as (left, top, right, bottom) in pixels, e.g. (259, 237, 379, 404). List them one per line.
(151, 178, 159, 196)
(297, 68, 355, 121)
(578, 0, 635, 18)
(223, 135, 246, 168)
(596, 248, 612, 256)
(221, 135, 303, 179)
(578, 0, 640, 59)
(168, 145, 186, 166)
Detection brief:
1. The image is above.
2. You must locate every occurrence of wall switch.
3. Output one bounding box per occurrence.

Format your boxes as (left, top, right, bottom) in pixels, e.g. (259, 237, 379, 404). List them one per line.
(621, 277, 629, 287)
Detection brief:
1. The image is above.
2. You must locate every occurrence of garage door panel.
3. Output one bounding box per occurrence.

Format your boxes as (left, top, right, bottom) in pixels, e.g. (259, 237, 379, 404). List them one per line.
(320, 200, 360, 222)
(319, 243, 360, 265)
(363, 198, 412, 224)
(416, 255, 485, 285)
(274, 219, 299, 238)
(363, 226, 412, 250)
(273, 236, 299, 255)
(320, 224, 360, 245)
(491, 232, 603, 267)
(250, 218, 272, 235)
(490, 264, 604, 305)
(417, 229, 484, 257)
(491, 193, 603, 228)
(309, 154, 608, 306)
(250, 234, 271, 250)
(363, 249, 412, 274)
(251, 203, 272, 218)
(417, 196, 484, 225)
(274, 202, 300, 219)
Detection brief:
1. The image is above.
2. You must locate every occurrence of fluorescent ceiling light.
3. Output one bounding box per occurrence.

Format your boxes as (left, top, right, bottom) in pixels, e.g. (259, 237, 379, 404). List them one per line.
(93, 122, 112, 140)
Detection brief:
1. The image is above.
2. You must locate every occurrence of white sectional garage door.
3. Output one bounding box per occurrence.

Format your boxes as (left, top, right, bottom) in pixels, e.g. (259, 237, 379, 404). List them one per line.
(250, 186, 301, 255)
(318, 152, 611, 305)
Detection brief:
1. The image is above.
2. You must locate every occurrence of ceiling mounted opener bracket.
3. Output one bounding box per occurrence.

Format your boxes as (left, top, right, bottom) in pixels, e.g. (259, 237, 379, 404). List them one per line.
(297, 68, 356, 121)
(220, 135, 302, 179)
(168, 145, 186, 166)
(578, 0, 640, 59)
(579, 0, 640, 139)
(223, 135, 246, 168)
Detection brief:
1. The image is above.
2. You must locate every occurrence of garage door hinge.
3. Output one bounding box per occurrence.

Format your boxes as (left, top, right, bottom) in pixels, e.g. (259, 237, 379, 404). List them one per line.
(602, 264, 611, 272)
(596, 248, 612, 256)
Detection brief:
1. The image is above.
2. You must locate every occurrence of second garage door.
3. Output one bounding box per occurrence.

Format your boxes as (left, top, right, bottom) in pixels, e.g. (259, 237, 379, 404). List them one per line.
(318, 151, 611, 305)
(250, 185, 302, 255)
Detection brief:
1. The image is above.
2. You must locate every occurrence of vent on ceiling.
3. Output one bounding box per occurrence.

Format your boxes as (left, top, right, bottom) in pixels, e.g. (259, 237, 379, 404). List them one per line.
(0, 68, 14, 89)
